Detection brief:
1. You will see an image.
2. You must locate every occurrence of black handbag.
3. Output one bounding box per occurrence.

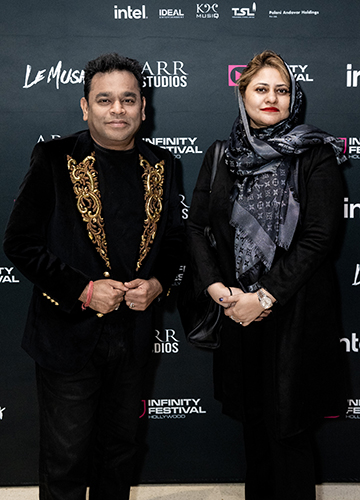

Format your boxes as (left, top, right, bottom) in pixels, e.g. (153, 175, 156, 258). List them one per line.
(178, 140, 226, 349)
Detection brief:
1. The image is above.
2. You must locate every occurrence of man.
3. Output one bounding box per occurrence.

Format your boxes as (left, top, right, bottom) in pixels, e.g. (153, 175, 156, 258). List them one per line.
(4, 53, 184, 500)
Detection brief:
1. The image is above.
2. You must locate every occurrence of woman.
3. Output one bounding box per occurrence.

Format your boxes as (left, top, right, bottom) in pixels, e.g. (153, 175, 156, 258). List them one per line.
(187, 51, 347, 500)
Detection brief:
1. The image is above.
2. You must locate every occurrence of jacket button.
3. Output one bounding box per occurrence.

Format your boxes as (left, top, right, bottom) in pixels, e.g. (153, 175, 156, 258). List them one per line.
(103, 271, 110, 278)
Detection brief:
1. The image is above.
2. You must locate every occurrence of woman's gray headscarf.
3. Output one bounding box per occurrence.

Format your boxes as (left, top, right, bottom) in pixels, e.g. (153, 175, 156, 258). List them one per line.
(225, 59, 347, 292)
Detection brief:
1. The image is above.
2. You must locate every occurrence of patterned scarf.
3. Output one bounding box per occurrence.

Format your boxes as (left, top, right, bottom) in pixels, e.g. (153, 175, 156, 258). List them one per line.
(225, 62, 347, 292)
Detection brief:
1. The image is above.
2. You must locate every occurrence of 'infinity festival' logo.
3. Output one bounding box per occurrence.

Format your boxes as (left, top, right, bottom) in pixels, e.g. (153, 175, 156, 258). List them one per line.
(346, 399, 360, 419)
(139, 398, 207, 419)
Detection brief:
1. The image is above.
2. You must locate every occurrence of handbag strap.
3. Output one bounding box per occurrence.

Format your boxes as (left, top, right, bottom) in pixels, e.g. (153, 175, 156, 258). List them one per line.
(210, 140, 226, 191)
(205, 140, 226, 249)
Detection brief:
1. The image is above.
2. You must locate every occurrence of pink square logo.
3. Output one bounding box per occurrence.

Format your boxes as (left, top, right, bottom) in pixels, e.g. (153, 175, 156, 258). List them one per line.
(228, 65, 247, 86)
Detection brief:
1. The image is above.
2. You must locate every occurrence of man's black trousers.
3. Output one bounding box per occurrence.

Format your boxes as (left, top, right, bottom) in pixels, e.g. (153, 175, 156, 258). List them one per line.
(36, 323, 146, 500)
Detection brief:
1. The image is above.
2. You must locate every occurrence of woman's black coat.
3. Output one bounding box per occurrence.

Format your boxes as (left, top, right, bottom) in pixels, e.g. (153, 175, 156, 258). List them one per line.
(187, 141, 347, 439)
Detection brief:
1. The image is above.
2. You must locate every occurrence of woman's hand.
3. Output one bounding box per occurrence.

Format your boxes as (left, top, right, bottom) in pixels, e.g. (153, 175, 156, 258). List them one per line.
(221, 291, 272, 327)
(207, 282, 240, 306)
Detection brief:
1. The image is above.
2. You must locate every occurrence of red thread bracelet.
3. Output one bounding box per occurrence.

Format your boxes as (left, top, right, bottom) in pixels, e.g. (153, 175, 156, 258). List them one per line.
(82, 281, 94, 310)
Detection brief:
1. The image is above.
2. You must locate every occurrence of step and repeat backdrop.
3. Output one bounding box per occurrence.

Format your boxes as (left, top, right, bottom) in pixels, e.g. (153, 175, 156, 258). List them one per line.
(1, 0, 360, 486)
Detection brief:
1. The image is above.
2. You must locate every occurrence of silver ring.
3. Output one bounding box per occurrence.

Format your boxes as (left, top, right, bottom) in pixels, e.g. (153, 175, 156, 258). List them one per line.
(130, 302, 135, 309)
(114, 306, 119, 311)
(230, 315, 234, 320)
(239, 322, 243, 325)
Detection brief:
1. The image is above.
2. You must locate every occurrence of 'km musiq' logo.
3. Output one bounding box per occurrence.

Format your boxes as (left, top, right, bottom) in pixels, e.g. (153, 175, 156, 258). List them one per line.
(196, 3, 219, 18)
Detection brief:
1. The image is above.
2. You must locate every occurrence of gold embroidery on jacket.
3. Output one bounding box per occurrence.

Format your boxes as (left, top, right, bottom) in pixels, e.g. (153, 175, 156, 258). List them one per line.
(137, 156, 165, 271)
(67, 153, 111, 269)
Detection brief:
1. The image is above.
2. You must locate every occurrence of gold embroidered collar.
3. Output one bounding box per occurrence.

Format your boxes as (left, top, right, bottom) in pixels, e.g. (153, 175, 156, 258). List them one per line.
(67, 152, 165, 272)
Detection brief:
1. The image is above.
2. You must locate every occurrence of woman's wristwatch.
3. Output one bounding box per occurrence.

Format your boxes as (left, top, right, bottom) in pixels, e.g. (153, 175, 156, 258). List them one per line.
(256, 289, 273, 309)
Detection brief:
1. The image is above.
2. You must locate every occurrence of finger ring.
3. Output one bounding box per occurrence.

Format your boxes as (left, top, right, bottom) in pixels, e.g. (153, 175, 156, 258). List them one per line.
(115, 306, 119, 311)
(130, 303, 135, 309)
(230, 315, 234, 320)
(239, 322, 243, 325)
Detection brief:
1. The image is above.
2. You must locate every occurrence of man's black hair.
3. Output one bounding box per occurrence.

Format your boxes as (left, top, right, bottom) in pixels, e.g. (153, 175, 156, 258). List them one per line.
(83, 53, 144, 100)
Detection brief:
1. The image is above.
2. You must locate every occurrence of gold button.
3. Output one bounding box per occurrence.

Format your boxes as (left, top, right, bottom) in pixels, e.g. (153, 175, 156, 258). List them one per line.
(103, 271, 110, 278)
(97, 313, 104, 318)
